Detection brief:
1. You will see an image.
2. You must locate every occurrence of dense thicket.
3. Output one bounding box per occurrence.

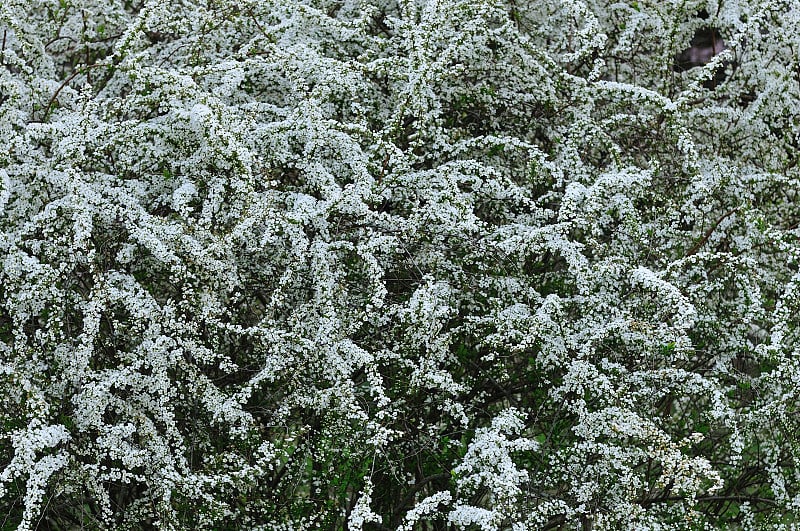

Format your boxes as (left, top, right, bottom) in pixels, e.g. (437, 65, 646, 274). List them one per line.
(2, 0, 800, 529)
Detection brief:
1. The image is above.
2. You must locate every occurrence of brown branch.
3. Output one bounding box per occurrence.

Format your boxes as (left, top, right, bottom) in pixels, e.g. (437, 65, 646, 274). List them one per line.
(39, 63, 105, 122)
(249, 11, 270, 42)
(640, 494, 777, 507)
(391, 473, 450, 527)
(684, 206, 741, 257)
(542, 514, 567, 530)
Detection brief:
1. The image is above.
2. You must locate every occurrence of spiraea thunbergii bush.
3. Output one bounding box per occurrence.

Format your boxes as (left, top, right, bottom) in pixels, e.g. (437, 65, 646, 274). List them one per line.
(2, 0, 799, 529)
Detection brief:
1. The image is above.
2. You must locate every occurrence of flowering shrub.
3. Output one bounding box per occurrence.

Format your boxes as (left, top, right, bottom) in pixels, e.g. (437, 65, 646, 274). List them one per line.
(1, 0, 799, 529)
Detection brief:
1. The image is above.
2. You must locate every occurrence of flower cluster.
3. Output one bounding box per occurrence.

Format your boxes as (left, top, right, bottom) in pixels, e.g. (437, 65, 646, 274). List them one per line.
(2, 0, 800, 528)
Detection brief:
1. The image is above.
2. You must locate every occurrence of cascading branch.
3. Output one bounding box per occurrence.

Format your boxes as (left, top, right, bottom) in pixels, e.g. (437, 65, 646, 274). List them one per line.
(1, 0, 799, 528)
